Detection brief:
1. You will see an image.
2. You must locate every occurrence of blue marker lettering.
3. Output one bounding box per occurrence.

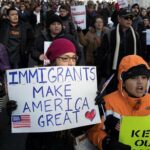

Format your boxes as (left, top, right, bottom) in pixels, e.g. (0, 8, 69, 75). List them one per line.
(89, 67, 96, 80)
(54, 98, 63, 111)
(75, 97, 82, 110)
(33, 86, 44, 98)
(46, 114, 54, 126)
(65, 67, 74, 81)
(65, 97, 73, 111)
(8, 71, 18, 84)
(23, 102, 31, 113)
(28, 69, 38, 83)
(82, 97, 89, 110)
(57, 67, 63, 82)
(44, 99, 52, 112)
(72, 110, 80, 123)
(32, 101, 42, 112)
(38, 68, 47, 83)
(63, 112, 71, 125)
(19, 70, 28, 83)
(64, 84, 71, 97)
(55, 113, 62, 126)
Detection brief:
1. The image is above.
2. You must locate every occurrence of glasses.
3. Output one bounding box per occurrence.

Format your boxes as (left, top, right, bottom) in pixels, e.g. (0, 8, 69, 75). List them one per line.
(58, 56, 78, 62)
(123, 16, 133, 20)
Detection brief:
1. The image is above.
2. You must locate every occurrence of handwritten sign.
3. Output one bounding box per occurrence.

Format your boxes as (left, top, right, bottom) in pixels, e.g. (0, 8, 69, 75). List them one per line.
(6, 66, 100, 133)
(44, 41, 51, 66)
(146, 29, 150, 45)
(119, 116, 150, 150)
(71, 5, 86, 30)
(117, 0, 128, 8)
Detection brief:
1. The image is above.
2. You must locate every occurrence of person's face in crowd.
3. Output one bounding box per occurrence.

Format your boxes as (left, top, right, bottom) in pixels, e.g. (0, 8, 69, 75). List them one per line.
(49, 22, 62, 35)
(87, 6, 95, 13)
(59, 8, 69, 17)
(20, 4, 26, 11)
(131, 6, 140, 16)
(124, 75, 148, 98)
(118, 16, 133, 29)
(143, 18, 150, 27)
(55, 52, 77, 66)
(141, 9, 147, 17)
(35, 6, 41, 13)
(8, 10, 19, 24)
(95, 18, 104, 30)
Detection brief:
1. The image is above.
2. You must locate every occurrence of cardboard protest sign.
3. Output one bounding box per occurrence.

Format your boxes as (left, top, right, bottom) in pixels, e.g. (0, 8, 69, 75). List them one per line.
(71, 5, 86, 30)
(6, 66, 101, 133)
(44, 41, 52, 66)
(117, 0, 128, 8)
(146, 29, 150, 45)
(119, 116, 150, 150)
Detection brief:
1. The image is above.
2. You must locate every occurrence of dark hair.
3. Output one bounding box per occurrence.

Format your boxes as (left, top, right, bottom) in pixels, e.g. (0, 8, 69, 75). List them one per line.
(93, 15, 104, 24)
(6, 7, 18, 16)
(59, 4, 69, 11)
(131, 3, 140, 9)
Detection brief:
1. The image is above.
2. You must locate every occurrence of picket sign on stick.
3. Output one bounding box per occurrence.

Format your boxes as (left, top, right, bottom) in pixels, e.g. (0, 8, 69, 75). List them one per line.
(6, 66, 101, 133)
(71, 5, 86, 30)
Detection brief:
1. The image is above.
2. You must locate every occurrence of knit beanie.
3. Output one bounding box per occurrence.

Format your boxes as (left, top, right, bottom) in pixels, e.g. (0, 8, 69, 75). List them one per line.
(46, 38, 76, 62)
(122, 64, 150, 81)
(46, 14, 63, 28)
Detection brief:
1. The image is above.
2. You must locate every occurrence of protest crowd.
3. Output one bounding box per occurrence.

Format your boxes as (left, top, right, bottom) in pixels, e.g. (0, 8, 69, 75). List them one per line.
(0, 0, 150, 149)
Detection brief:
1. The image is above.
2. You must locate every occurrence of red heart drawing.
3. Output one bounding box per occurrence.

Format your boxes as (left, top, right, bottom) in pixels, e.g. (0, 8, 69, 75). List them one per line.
(85, 109, 96, 121)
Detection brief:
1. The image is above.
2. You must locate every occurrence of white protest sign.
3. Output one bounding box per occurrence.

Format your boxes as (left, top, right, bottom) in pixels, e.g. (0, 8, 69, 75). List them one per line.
(117, 0, 128, 8)
(146, 29, 150, 45)
(7, 66, 101, 133)
(71, 5, 86, 30)
(44, 41, 52, 66)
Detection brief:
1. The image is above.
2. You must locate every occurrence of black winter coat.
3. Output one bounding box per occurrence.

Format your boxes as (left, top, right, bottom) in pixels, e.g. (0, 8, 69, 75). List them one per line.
(0, 19, 35, 68)
(31, 29, 85, 65)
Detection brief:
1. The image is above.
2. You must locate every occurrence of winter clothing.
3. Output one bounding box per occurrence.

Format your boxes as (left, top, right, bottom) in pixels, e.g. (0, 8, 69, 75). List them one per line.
(96, 23, 141, 93)
(0, 19, 34, 69)
(88, 55, 150, 150)
(121, 64, 150, 81)
(78, 26, 109, 65)
(31, 29, 84, 65)
(0, 43, 10, 73)
(46, 14, 63, 28)
(118, 8, 133, 17)
(46, 38, 76, 62)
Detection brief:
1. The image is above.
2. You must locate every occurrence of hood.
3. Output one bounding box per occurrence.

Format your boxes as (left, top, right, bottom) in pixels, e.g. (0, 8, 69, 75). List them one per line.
(118, 55, 150, 95)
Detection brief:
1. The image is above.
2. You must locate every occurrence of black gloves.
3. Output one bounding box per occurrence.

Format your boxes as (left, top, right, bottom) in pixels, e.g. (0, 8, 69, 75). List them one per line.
(77, 26, 82, 32)
(6, 100, 17, 114)
(102, 136, 131, 150)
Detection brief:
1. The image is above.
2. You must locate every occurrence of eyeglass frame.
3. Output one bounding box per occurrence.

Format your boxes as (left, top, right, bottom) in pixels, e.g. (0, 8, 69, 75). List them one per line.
(58, 55, 78, 62)
(122, 16, 134, 20)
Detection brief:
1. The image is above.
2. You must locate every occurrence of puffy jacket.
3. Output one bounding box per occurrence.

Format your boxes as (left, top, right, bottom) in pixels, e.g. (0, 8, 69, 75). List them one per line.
(88, 55, 150, 150)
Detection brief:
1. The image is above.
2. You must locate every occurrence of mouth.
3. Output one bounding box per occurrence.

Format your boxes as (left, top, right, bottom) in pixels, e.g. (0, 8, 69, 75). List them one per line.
(136, 86, 144, 93)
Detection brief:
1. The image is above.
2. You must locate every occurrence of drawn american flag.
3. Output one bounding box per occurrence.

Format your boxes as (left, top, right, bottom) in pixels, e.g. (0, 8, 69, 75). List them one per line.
(12, 115, 31, 128)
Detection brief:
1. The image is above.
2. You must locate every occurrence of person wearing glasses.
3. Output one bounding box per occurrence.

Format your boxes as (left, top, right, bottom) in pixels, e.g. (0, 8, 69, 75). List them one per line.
(7, 38, 87, 150)
(96, 8, 141, 94)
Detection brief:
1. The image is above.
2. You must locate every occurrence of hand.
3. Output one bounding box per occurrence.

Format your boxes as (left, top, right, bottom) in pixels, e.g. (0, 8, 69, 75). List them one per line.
(39, 54, 45, 61)
(102, 136, 131, 150)
(6, 100, 17, 114)
(77, 26, 82, 32)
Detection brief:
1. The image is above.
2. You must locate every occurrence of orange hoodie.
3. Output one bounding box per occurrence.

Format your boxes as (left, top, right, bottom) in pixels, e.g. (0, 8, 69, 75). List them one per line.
(88, 55, 150, 150)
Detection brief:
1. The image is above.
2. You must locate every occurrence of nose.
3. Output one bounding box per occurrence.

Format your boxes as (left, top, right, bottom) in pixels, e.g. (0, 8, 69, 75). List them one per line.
(67, 60, 75, 66)
(137, 76, 143, 83)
